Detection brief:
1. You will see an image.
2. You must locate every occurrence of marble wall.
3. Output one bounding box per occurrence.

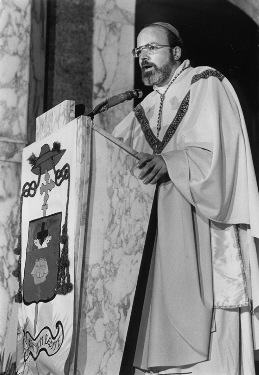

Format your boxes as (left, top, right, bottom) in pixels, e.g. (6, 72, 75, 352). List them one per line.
(0, 0, 46, 371)
(93, 0, 136, 133)
(0, 0, 31, 370)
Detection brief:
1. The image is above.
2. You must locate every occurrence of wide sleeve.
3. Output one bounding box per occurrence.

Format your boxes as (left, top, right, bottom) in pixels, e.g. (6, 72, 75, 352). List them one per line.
(162, 75, 259, 229)
(112, 102, 157, 155)
(112, 111, 138, 148)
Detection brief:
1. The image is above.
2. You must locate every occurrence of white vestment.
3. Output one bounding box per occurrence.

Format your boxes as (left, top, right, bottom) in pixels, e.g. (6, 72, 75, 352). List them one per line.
(112, 60, 259, 374)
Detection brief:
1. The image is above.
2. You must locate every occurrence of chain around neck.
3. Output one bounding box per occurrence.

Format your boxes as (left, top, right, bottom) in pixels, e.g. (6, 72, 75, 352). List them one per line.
(156, 64, 188, 138)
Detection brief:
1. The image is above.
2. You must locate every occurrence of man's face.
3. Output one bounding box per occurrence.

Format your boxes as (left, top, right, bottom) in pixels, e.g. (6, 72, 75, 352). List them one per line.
(137, 27, 177, 87)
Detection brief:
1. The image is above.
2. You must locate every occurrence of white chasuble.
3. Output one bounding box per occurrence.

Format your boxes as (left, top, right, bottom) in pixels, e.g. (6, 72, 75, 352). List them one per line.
(113, 60, 259, 373)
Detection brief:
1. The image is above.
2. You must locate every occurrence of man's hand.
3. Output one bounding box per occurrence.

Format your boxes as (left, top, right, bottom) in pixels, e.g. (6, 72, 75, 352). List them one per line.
(136, 152, 168, 184)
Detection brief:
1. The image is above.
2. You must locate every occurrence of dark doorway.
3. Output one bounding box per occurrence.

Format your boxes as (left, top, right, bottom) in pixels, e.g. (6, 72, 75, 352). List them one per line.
(134, 0, 259, 181)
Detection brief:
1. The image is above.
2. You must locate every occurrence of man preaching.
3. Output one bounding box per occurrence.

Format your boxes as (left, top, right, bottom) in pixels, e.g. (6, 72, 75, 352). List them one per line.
(112, 22, 259, 375)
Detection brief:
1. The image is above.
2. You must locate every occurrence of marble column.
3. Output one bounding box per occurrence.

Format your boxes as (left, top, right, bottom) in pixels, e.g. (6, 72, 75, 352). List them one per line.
(0, 0, 46, 370)
(93, 0, 136, 133)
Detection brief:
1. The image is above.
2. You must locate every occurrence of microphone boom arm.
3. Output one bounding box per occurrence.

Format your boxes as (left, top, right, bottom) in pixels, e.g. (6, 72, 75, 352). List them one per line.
(86, 89, 143, 119)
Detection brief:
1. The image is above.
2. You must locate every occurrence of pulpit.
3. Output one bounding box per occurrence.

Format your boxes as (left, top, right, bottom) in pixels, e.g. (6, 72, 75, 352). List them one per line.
(15, 101, 155, 375)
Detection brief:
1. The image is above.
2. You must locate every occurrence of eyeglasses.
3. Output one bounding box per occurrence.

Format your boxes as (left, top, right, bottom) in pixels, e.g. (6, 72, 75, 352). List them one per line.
(132, 43, 171, 58)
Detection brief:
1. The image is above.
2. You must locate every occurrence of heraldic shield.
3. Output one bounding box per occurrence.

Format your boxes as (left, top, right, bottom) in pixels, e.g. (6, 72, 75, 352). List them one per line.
(23, 213, 62, 305)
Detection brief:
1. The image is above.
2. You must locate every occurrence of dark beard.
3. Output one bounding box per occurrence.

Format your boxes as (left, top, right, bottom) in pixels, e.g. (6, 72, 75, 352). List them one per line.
(141, 61, 174, 86)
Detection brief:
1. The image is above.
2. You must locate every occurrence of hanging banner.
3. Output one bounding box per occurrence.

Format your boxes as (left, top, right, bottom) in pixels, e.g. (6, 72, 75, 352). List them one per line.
(15, 122, 82, 375)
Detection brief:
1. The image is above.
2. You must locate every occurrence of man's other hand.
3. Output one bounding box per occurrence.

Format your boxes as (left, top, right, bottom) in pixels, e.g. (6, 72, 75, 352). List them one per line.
(136, 152, 168, 184)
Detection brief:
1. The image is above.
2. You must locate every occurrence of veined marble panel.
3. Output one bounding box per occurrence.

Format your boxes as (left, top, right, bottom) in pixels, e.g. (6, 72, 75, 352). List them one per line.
(95, 0, 135, 23)
(71, 125, 155, 375)
(0, 160, 20, 371)
(0, 0, 32, 371)
(71, 116, 92, 313)
(0, 0, 31, 141)
(0, 139, 25, 163)
(36, 100, 75, 141)
(93, 0, 136, 133)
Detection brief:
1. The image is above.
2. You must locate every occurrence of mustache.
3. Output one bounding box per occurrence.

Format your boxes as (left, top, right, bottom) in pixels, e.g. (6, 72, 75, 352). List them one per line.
(141, 62, 157, 70)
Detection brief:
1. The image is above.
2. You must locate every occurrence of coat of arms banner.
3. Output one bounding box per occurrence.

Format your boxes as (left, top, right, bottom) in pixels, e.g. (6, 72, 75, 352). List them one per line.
(15, 120, 88, 375)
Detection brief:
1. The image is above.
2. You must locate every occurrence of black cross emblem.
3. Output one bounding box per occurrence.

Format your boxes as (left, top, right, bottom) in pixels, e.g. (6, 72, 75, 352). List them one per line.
(37, 222, 48, 246)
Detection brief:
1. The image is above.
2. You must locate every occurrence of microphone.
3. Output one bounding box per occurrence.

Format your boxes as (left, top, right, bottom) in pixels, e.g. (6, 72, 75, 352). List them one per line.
(87, 89, 143, 118)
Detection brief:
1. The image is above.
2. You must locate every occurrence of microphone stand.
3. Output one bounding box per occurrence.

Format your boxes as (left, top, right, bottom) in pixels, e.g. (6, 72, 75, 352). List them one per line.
(86, 89, 143, 119)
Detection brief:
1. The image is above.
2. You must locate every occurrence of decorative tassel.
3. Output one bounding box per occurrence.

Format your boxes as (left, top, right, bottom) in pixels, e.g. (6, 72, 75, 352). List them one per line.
(13, 200, 23, 304)
(12, 267, 20, 278)
(13, 246, 21, 256)
(27, 153, 37, 167)
(13, 252, 23, 303)
(55, 228, 73, 295)
(14, 290, 23, 303)
(55, 163, 73, 295)
(60, 223, 68, 244)
(52, 142, 61, 152)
